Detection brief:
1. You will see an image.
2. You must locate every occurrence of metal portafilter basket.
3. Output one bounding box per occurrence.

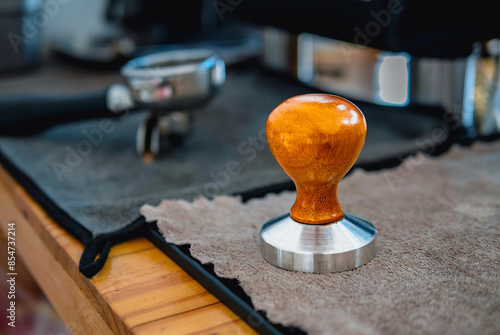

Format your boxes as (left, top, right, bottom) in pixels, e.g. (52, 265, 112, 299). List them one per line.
(0, 49, 226, 158)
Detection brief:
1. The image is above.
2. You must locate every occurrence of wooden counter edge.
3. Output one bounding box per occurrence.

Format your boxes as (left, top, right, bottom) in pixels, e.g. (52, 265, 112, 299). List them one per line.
(0, 163, 258, 335)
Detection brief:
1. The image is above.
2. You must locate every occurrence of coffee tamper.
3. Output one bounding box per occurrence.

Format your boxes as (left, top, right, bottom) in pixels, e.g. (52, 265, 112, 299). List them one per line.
(260, 94, 377, 273)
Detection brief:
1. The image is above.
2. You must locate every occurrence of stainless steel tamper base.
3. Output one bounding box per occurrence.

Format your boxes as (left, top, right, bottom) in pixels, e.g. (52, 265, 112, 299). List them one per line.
(260, 213, 376, 273)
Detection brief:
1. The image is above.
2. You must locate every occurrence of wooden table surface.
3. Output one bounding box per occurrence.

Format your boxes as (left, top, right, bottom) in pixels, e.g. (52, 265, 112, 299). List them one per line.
(0, 164, 257, 334)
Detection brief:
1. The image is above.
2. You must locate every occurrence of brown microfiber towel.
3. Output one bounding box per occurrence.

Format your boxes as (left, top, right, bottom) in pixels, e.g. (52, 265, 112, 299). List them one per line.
(141, 142, 500, 335)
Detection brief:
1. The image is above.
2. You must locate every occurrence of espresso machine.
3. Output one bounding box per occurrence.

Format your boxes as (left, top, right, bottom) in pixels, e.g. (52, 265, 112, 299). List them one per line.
(233, 0, 500, 139)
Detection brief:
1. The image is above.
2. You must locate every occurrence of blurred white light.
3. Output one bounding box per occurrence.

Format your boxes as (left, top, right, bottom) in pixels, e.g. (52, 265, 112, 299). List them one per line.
(376, 54, 410, 106)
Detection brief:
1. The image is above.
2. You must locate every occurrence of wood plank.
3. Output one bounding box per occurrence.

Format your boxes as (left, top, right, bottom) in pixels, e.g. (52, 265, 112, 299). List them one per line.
(0, 165, 257, 334)
(132, 303, 256, 335)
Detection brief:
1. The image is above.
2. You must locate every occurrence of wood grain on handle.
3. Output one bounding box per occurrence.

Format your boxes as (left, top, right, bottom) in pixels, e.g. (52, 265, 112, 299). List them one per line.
(266, 94, 367, 224)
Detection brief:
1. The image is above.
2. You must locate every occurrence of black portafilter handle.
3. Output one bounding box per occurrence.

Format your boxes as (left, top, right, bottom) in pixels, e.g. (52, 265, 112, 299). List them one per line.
(0, 86, 131, 136)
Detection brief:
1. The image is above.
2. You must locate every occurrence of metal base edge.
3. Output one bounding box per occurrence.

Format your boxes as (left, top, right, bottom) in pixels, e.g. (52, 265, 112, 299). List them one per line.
(260, 213, 377, 273)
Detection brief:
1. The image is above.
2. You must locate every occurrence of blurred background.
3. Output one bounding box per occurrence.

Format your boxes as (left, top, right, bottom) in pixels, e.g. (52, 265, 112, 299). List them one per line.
(1, 0, 499, 139)
(0, 0, 499, 333)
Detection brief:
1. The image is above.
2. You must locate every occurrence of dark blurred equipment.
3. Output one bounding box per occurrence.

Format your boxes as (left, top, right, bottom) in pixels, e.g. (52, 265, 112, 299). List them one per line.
(47, 0, 259, 65)
(234, 0, 498, 57)
(105, 0, 206, 44)
(1, 0, 499, 143)
(0, 0, 40, 72)
(233, 0, 500, 138)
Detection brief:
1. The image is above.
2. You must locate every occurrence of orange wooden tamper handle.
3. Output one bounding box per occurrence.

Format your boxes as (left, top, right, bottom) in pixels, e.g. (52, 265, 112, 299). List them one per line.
(266, 94, 367, 224)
